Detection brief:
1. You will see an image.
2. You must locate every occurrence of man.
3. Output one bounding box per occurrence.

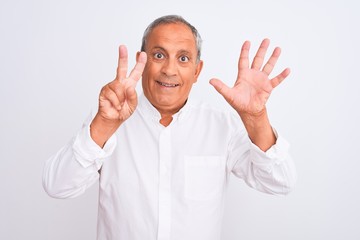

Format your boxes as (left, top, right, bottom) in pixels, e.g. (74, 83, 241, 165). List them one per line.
(43, 15, 296, 240)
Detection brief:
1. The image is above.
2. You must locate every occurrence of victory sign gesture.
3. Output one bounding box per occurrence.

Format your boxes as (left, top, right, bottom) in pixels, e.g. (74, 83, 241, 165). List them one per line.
(91, 45, 147, 147)
(210, 39, 290, 151)
(98, 45, 147, 122)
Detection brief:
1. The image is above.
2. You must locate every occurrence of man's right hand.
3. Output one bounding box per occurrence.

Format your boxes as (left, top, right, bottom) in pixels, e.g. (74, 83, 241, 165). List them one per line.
(90, 45, 147, 148)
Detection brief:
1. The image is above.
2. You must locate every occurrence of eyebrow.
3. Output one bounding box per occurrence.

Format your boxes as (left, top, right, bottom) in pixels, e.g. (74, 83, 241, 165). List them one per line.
(151, 46, 166, 52)
(150, 46, 193, 56)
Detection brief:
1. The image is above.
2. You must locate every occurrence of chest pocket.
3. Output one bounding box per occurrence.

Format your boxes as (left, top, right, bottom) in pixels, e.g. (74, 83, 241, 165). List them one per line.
(184, 155, 226, 201)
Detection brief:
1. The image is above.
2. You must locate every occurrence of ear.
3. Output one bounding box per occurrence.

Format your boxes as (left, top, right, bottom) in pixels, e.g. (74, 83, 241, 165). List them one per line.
(193, 60, 204, 83)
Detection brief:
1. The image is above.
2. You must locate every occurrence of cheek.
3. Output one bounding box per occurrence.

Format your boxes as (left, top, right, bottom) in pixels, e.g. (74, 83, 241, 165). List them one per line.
(181, 70, 198, 86)
(144, 63, 161, 79)
(142, 67, 153, 82)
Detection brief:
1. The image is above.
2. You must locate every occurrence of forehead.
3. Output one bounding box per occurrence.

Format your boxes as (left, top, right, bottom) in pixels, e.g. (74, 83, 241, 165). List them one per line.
(146, 23, 197, 53)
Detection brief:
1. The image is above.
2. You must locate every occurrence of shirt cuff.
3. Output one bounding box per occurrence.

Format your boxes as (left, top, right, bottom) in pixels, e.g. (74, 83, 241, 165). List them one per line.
(249, 129, 290, 169)
(72, 123, 117, 168)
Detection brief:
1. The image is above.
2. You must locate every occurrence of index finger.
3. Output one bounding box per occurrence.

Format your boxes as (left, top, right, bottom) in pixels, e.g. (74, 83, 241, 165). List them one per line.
(116, 45, 128, 81)
(238, 40, 250, 71)
(128, 51, 147, 85)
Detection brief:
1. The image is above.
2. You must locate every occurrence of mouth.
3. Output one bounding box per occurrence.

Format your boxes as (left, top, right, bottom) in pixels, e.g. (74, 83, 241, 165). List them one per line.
(155, 80, 180, 88)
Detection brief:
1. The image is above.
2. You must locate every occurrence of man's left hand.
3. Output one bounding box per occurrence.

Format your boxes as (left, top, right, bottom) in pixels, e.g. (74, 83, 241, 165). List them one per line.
(210, 38, 290, 117)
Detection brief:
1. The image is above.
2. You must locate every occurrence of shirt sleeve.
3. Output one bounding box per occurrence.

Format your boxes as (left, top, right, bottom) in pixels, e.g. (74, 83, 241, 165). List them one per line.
(229, 128, 297, 195)
(42, 113, 117, 199)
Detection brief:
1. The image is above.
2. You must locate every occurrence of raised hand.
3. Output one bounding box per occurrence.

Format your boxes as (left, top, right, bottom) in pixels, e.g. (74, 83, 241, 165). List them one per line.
(91, 45, 147, 147)
(98, 45, 147, 122)
(210, 39, 290, 116)
(210, 39, 290, 151)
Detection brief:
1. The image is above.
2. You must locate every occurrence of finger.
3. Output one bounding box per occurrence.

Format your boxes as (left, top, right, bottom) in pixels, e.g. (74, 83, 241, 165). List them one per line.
(209, 78, 232, 102)
(116, 45, 128, 81)
(251, 38, 270, 70)
(109, 82, 126, 105)
(270, 68, 291, 88)
(125, 86, 138, 110)
(102, 85, 122, 110)
(238, 41, 250, 71)
(262, 47, 281, 76)
(128, 51, 147, 86)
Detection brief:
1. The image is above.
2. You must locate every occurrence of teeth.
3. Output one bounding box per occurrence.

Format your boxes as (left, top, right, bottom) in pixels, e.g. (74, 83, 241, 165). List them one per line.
(156, 81, 179, 87)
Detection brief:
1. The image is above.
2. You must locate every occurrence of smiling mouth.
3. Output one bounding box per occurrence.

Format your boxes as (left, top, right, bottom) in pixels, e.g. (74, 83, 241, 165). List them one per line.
(156, 80, 180, 88)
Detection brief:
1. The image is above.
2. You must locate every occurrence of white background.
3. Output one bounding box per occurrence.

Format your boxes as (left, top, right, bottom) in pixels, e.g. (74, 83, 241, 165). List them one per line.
(1, 0, 359, 239)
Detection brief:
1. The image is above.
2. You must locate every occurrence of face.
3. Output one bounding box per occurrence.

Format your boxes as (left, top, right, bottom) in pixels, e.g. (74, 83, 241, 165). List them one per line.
(140, 23, 203, 116)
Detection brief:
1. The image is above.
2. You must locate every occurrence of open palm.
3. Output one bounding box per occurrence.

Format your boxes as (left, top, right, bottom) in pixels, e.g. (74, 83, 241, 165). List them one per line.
(210, 39, 290, 115)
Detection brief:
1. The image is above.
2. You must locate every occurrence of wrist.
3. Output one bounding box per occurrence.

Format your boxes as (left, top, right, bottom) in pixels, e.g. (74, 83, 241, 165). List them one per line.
(90, 113, 122, 148)
(238, 108, 276, 151)
(239, 108, 269, 129)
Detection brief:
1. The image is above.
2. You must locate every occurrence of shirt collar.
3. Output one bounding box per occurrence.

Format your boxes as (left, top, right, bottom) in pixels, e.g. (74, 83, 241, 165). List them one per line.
(138, 93, 191, 124)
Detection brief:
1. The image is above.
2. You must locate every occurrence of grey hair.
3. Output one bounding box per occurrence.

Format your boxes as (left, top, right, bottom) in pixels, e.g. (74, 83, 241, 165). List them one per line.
(140, 15, 202, 62)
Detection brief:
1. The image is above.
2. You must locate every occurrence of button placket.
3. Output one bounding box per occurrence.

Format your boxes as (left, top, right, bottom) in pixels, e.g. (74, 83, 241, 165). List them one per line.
(157, 127, 172, 240)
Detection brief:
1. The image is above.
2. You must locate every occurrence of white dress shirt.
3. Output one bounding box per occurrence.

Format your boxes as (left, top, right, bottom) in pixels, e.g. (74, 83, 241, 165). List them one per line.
(43, 94, 296, 240)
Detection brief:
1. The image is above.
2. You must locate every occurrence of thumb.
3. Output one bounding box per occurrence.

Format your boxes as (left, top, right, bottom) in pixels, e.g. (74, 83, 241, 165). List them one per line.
(209, 78, 231, 99)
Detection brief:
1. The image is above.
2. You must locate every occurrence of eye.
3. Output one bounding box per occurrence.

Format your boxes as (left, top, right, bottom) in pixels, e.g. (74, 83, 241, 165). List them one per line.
(154, 52, 164, 59)
(179, 56, 189, 62)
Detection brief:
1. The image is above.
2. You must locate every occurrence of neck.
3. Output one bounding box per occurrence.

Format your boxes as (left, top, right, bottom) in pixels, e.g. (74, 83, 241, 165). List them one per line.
(155, 100, 188, 127)
(157, 107, 179, 127)
(159, 115, 173, 127)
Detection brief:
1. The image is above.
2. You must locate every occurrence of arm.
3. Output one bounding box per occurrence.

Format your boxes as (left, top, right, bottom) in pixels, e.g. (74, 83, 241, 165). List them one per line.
(43, 46, 147, 198)
(42, 114, 116, 198)
(228, 127, 297, 195)
(210, 39, 290, 151)
(212, 39, 296, 194)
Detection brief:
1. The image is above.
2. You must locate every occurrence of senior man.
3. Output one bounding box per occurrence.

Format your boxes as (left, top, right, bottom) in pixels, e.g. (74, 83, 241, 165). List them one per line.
(43, 15, 296, 240)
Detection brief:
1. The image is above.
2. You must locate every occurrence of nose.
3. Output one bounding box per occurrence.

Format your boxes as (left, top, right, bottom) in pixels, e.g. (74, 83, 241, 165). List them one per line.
(161, 58, 177, 76)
